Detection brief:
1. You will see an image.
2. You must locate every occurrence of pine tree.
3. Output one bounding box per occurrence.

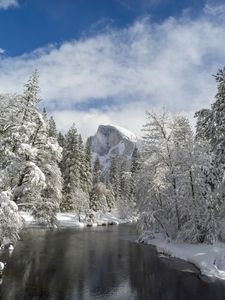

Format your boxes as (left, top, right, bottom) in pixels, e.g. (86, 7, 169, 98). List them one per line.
(48, 116, 58, 138)
(93, 156, 102, 184)
(58, 131, 66, 175)
(131, 147, 141, 175)
(60, 126, 90, 218)
(195, 109, 212, 142)
(194, 68, 225, 241)
(105, 186, 115, 212)
(195, 68, 225, 181)
(61, 125, 80, 211)
(84, 138, 93, 194)
(21, 72, 62, 226)
(58, 132, 65, 148)
(78, 134, 86, 192)
(90, 182, 110, 212)
(42, 107, 48, 121)
(31, 122, 62, 226)
(0, 71, 63, 232)
(109, 156, 121, 200)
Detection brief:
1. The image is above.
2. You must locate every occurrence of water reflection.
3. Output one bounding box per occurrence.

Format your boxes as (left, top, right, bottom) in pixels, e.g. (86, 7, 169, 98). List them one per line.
(0, 225, 225, 300)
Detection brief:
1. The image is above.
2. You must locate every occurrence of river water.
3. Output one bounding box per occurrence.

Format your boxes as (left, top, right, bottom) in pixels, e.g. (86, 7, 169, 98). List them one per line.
(0, 225, 225, 300)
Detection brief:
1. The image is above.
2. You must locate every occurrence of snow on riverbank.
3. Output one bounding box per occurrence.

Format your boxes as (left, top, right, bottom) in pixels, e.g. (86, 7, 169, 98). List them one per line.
(19, 211, 132, 228)
(139, 232, 225, 281)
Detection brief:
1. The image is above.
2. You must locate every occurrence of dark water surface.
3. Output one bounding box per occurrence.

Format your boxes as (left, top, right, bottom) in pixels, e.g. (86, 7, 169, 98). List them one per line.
(0, 225, 225, 300)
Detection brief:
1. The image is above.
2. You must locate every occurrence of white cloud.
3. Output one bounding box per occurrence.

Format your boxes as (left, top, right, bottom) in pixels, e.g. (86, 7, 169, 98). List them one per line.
(52, 103, 147, 139)
(0, 48, 5, 54)
(0, 0, 18, 9)
(0, 7, 225, 137)
(204, 3, 225, 18)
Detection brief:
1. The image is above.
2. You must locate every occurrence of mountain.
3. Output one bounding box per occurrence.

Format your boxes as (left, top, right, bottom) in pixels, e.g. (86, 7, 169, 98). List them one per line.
(89, 124, 138, 170)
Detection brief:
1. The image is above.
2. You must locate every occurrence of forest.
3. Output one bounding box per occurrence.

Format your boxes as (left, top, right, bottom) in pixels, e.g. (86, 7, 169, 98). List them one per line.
(1, 67, 225, 247)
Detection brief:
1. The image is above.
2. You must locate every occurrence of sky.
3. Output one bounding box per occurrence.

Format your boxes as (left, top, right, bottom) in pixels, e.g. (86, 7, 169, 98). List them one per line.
(0, 0, 225, 138)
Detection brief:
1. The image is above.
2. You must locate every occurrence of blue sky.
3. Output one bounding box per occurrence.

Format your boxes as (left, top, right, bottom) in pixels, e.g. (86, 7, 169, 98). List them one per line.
(0, 0, 206, 56)
(0, 0, 225, 137)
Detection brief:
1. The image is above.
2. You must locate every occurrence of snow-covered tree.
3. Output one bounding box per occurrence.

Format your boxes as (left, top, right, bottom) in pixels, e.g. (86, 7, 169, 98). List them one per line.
(0, 71, 63, 234)
(172, 116, 217, 243)
(60, 125, 91, 216)
(136, 111, 218, 243)
(61, 125, 80, 211)
(105, 186, 115, 212)
(78, 135, 92, 194)
(90, 182, 110, 212)
(93, 156, 102, 185)
(48, 116, 58, 138)
(137, 111, 181, 236)
(58, 131, 66, 175)
(58, 132, 65, 148)
(194, 68, 225, 241)
(109, 156, 121, 200)
(0, 191, 23, 245)
(195, 68, 225, 181)
(31, 132, 62, 226)
(131, 147, 141, 175)
(84, 138, 92, 194)
(18, 72, 62, 226)
(195, 109, 212, 142)
(119, 169, 136, 219)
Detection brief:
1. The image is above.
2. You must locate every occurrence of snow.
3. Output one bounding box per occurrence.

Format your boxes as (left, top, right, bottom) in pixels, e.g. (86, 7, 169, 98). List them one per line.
(106, 124, 138, 142)
(20, 212, 34, 223)
(91, 124, 138, 171)
(19, 211, 130, 228)
(139, 232, 225, 280)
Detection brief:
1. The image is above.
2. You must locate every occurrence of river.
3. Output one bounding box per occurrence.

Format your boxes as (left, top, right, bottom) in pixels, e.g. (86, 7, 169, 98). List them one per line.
(0, 225, 225, 300)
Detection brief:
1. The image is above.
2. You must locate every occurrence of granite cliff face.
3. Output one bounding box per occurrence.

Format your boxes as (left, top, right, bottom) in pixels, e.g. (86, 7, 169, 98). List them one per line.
(89, 124, 138, 169)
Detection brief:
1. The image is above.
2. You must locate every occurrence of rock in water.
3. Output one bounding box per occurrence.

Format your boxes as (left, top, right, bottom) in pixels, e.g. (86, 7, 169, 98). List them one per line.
(89, 124, 138, 170)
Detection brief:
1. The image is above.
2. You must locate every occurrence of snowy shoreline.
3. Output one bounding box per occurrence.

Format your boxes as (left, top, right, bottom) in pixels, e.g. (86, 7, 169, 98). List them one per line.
(19, 211, 132, 228)
(139, 232, 225, 281)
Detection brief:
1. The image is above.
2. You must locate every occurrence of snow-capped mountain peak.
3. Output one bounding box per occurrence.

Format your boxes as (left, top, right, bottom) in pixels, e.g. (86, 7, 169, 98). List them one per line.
(105, 124, 138, 143)
(89, 124, 138, 169)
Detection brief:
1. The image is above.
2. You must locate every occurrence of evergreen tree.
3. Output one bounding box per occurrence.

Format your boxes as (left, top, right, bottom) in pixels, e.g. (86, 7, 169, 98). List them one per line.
(58, 131, 65, 148)
(93, 156, 102, 184)
(78, 134, 86, 192)
(109, 156, 121, 200)
(58, 131, 66, 175)
(48, 116, 58, 138)
(61, 125, 80, 211)
(90, 182, 110, 212)
(21, 72, 62, 226)
(131, 147, 141, 175)
(84, 138, 93, 194)
(105, 186, 115, 212)
(195, 68, 225, 181)
(0, 71, 63, 231)
(195, 109, 212, 142)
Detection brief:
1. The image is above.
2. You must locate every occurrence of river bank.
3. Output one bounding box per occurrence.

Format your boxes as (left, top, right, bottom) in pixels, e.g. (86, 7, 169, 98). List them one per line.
(139, 232, 225, 281)
(19, 211, 134, 228)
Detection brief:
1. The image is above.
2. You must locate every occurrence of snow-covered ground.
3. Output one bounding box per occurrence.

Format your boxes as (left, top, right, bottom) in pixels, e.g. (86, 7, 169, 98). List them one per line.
(20, 211, 132, 228)
(139, 232, 225, 281)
